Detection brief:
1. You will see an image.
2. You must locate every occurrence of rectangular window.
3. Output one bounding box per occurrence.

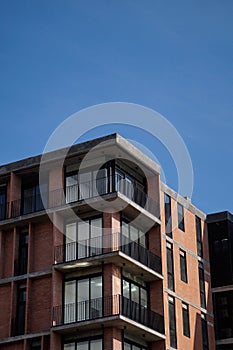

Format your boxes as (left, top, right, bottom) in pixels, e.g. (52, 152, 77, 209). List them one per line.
(196, 216, 203, 257)
(168, 296, 177, 349)
(22, 183, 47, 215)
(0, 186, 7, 220)
(213, 290, 233, 340)
(122, 272, 148, 326)
(124, 340, 147, 350)
(66, 167, 108, 203)
(15, 284, 26, 335)
(199, 262, 206, 309)
(17, 228, 29, 275)
(64, 275, 102, 324)
(65, 217, 103, 261)
(30, 338, 41, 350)
(164, 194, 172, 237)
(167, 242, 175, 291)
(182, 303, 190, 337)
(180, 249, 188, 283)
(64, 338, 102, 350)
(201, 313, 209, 350)
(178, 203, 185, 231)
(115, 165, 146, 207)
(122, 276, 148, 308)
(66, 174, 78, 203)
(121, 218, 147, 248)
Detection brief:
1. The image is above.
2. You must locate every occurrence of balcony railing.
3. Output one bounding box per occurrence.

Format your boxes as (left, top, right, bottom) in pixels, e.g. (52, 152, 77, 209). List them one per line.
(52, 294, 165, 335)
(0, 176, 159, 221)
(54, 232, 162, 275)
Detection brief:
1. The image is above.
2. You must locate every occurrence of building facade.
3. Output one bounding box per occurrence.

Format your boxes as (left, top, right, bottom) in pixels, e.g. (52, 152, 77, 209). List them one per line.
(0, 134, 215, 350)
(207, 211, 233, 350)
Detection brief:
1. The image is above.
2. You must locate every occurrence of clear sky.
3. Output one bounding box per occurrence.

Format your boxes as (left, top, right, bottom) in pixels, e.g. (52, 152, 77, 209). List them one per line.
(0, 1, 232, 214)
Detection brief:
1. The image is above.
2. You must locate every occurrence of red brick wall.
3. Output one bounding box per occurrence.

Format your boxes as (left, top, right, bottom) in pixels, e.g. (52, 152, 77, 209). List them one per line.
(2, 229, 14, 278)
(30, 222, 53, 273)
(160, 190, 215, 350)
(0, 341, 24, 350)
(0, 283, 11, 338)
(104, 327, 122, 350)
(28, 276, 52, 333)
(148, 224, 161, 257)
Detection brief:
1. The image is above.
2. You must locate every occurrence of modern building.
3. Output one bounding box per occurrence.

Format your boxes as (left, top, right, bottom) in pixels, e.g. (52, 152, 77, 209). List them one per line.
(0, 134, 215, 350)
(207, 211, 233, 350)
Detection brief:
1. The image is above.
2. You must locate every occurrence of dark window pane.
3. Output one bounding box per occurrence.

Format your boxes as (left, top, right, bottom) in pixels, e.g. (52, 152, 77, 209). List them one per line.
(214, 291, 233, 340)
(164, 194, 172, 237)
(18, 229, 28, 275)
(64, 338, 102, 350)
(169, 297, 177, 348)
(178, 203, 185, 231)
(201, 314, 209, 350)
(180, 250, 188, 283)
(182, 303, 190, 337)
(0, 186, 7, 220)
(15, 286, 26, 335)
(196, 216, 203, 257)
(167, 243, 175, 291)
(199, 263, 206, 309)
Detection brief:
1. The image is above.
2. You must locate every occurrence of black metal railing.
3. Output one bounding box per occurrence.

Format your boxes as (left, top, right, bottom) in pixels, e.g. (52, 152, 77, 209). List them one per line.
(54, 232, 162, 275)
(0, 176, 159, 221)
(52, 294, 164, 335)
(6, 194, 46, 219)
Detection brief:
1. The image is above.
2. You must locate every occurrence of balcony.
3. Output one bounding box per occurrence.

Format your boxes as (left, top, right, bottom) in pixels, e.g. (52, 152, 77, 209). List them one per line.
(52, 295, 165, 341)
(54, 232, 162, 280)
(0, 175, 160, 224)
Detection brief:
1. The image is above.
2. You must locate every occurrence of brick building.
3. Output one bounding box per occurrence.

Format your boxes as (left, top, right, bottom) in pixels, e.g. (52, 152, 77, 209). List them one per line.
(0, 134, 215, 349)
(207, 211, 233, 350)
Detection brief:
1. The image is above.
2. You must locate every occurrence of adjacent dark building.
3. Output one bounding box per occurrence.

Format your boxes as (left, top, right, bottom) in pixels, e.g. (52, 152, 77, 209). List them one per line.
(207, 211, 233, 350)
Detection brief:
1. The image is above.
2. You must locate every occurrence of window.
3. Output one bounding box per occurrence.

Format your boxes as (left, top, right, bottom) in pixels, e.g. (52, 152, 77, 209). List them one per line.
(64, 275, 102, 324)
(199, 262, 206, 309)
(167, 242, 175, 291)
(201, 313, 209, 350)
(178, 203, 185, 231)
(17, 228, 28, 275)
(122, 275, 148, 308)
(182, 303, 190, 337)
(164, 194, 172, 237)
(124, 339, 147, 350)
(212, 236, 232, 287)
(64, 338, 102, 350)
(196, 216, 203, 257)
(180, 249, 188, 283)
(0, 185, 6, 220)
(214, 291, 233, 340)
(30, 338, 41, 350)
(121, 219, 147, 248)
(168, 296, 177, 349)
(66, 167, 108, 203)
(22, 183, 47, 214)
(122, 271, 148, 325)
(115, 165, 146, 207)
(65, 217, 102, 261)
(15, 284, 26, 335)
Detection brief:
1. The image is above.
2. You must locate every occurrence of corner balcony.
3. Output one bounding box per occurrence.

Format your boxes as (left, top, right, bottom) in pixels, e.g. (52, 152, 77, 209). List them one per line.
(52, 295, 165, 342)
(54, 232, 163, 281)
(0, 176, 160, 226)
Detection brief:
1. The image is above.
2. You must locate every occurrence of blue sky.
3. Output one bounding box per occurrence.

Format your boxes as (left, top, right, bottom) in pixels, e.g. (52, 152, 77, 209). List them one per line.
(0, 1, 232, 214)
